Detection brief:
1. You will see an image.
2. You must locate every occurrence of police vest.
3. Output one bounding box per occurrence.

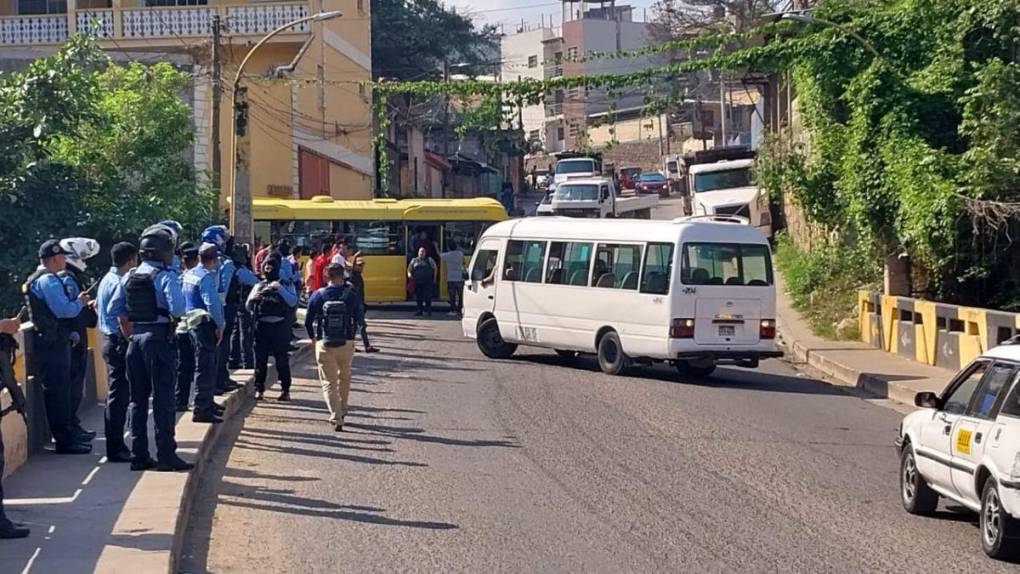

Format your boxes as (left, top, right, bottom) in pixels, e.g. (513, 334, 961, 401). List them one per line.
(254, 283, 288, 319)
(125, 269, 170, 323)
(185, 267, 210, 312)
(22, 269, 72, 343)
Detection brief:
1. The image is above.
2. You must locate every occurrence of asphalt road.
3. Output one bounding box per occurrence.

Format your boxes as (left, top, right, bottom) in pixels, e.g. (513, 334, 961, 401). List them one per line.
(180, 314, 1015, 573)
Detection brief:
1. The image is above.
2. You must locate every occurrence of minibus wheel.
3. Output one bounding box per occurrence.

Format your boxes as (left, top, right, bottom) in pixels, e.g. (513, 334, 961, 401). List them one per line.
(477, 318, 517, 359)
(597, 332, 630, 375)
(675, 361, 716, 378)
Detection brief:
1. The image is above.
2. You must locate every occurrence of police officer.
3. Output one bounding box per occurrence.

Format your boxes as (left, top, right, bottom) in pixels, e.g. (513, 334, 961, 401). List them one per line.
(23, 240, 91, 454)
(0, 315, 30, 538)
(202, 226, 257, 396)
(96, 242, 138, 463)
(59, 237, 101, 442)
(229, 243, 256, 370)
(108, 225, 191, 472)
(246, 257, 297, 401)
(174, 242, 199, 412)
(181, 243, 226, 424)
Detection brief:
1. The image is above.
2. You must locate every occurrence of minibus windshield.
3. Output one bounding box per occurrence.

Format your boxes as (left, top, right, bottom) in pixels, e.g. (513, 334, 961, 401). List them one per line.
(681, 243, 772, 286)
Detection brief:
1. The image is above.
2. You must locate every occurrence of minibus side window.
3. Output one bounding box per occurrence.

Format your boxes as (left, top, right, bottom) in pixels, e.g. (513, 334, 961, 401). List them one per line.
(471, 249, 498, 282)
(546, 242, 592, 285)
(592, 243, 643, 290)
(640, 243, 674, 294)
(504, 240, 546, 283)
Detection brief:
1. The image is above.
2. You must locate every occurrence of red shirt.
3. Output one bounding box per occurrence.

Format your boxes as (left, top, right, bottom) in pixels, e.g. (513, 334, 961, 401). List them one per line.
(309, 254, 328, 291)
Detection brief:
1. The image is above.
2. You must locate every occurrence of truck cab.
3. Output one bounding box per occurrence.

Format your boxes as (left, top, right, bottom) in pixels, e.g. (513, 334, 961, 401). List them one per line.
(688, 159, 772, 237)
(550, 177, 657, 219)
(552, 158, 600, 190)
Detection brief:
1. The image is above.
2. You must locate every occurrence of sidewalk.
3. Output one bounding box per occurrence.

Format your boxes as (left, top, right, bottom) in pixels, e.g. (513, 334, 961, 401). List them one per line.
(775, 272, 952, 405)
(0, 342, 307, 574)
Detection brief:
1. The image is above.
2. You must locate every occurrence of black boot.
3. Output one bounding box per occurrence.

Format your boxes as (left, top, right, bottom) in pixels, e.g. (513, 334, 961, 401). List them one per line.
(0, 519, 29, 539)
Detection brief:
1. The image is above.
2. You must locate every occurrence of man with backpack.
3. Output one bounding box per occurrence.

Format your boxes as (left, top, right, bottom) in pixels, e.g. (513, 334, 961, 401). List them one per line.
(407, 247, 437, 317)
(246, 257, 298, 401)
(305, 263, 363, 431)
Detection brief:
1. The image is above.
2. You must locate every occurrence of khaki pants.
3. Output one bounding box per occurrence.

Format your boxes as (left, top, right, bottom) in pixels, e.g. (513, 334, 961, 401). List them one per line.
(315, 340, 355, 424)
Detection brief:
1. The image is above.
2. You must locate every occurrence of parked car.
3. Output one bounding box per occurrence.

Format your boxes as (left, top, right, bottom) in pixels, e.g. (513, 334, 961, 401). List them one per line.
(897, 343, 1020, 561)
(618, 166, 642, 190)
(636, 172, 669, 198)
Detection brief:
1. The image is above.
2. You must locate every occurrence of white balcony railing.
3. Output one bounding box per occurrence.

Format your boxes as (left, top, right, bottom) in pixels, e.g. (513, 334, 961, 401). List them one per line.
(0, 14, 68, 45)
(122, 6, 216, 38)
(77, 10, 114, 38)
(226, 3, 309, 35)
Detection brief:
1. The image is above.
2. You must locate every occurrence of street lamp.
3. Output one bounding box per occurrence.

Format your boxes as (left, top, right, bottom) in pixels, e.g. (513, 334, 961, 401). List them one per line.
(780, 12, 881, 59)
(228, 9, 343, 244)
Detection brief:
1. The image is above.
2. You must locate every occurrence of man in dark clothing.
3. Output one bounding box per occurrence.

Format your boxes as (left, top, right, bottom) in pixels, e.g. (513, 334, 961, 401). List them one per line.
(407, 247, 437, 317)
(175, 242, 199, 412)
(0, 315, 30, 538)
(246, 257, 298, 401)
(348, 256, 379, 353)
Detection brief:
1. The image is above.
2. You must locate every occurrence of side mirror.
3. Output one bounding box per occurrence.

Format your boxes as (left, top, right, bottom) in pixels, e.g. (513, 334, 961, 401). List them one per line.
(914, 391, 941, 409)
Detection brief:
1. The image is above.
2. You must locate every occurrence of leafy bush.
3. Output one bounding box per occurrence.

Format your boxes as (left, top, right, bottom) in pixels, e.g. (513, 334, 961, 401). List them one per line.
(773, 233, 881, 340)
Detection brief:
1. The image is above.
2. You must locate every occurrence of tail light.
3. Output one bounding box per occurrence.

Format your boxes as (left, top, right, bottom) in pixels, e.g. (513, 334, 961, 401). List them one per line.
(760, 319, 776, 339)
(671, 318, 695, 338)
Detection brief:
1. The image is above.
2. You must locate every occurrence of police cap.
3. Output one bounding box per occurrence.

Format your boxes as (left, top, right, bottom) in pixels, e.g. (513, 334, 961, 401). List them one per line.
(179, 241, 199, 260)
(38, 239, 71, 260)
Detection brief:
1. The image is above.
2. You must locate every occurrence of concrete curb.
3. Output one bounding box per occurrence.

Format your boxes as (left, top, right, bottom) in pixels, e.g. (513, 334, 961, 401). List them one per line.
(777, 327, 922, 406)
(91, 343, 312, 574)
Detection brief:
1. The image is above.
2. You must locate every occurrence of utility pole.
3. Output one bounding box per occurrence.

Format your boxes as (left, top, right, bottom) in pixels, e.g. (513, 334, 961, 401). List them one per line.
(442, 59, 450, 158)
(211, 14, 222, 196)
(719, 71, 727, 146)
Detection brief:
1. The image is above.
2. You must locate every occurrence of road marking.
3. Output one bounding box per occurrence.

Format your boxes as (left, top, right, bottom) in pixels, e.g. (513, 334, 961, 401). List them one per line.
(19, 547, 40, 574)
(6, 489, 82, 506)
(81, 466, 100, 486)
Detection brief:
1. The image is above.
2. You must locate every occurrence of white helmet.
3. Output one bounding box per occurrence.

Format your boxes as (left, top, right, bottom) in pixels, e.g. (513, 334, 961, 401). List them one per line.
(59, 237, 100, 272)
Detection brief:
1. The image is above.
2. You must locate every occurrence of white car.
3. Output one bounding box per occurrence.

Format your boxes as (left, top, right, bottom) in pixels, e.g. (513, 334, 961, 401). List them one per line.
(898, 343, 1020, 560)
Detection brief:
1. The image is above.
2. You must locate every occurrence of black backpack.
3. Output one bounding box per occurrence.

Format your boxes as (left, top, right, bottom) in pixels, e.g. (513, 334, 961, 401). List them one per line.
(254, 284, 289, 319)
(321, 297, 352, 347)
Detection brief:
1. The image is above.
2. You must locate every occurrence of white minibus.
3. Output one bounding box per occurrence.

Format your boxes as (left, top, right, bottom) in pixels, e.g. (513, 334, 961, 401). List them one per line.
(461, 216, 782, 376)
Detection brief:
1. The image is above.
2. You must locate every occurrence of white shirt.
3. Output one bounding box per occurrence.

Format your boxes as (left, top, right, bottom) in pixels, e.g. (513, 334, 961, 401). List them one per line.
(330, 253, 350, 278)
(441, 250, 465, 282)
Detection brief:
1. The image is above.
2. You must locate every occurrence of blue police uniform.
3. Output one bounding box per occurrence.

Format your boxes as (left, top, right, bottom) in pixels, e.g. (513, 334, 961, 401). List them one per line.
(214, 257, 258, 391)
(108, 260, 185, 466)
(182, 265, 223, 417)
(58, 270, 91, 434)
(25, 269, 83, 450)
(230, 264, 259, 369)
(246, 278, 298, 396)
(97, 266, 130, 459)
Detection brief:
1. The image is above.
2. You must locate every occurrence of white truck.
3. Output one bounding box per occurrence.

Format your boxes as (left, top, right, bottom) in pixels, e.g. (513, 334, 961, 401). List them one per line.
(687, 158, 772, 237)
(545, 177, 657, 219)
(551, 157, 600, 190)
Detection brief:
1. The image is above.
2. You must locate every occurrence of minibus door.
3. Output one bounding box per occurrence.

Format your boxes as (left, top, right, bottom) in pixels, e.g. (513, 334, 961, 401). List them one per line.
(463, 238, 501, 324)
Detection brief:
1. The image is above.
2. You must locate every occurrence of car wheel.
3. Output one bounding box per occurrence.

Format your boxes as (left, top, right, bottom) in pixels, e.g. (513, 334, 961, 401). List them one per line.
(981, 478, 1020, 560)
(554, 349, 578, 359)
(675, 361, 716, 378)
(597, 332, 629, 375)
(900, 447, 938, 515)
(476, 318, 517, 359)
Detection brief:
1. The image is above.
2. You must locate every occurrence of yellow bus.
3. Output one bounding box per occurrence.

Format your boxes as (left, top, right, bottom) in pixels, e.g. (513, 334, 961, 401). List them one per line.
(252, 196, 508, 303)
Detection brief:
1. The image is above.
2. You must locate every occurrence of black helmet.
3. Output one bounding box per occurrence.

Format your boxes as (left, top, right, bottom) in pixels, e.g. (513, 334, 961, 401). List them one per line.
(140, 225, 175, 265)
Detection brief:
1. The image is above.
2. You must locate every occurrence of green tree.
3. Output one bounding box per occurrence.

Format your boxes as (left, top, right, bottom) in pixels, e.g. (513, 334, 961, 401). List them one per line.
(0, 35, 216, 314)
(371, 0, 498, 80)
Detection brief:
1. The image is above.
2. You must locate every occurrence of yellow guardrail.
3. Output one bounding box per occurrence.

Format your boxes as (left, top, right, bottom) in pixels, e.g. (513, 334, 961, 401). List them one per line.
(858, 290, 1020, 370)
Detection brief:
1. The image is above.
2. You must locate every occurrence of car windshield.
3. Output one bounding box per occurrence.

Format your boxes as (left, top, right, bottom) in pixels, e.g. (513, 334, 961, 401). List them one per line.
(555, 161, 596, 175)
(666, 161, 678, 174)
(621, 168, 640, 176)
(554, 184, 599, 201)
(640, 173, 665, 182)
(693, 168, 753, 192)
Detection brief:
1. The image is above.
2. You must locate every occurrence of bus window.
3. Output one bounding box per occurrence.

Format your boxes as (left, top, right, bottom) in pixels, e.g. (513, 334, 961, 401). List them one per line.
(504, 240, 546, 283)
(268, 220, 336, 250)
(641, 242, 674, 294)
(349, 221, 404, 255)
(681, 243, 773, 286)
(471, 249, 498, 281)
(592, 243, 643, 290)
(546, 242, 592, 285)
(443, 222, 482, 255)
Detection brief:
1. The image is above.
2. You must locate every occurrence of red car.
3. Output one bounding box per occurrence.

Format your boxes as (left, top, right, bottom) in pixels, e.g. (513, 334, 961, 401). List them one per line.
(619, 166, 642, 190)
(636, 172, 669, 197)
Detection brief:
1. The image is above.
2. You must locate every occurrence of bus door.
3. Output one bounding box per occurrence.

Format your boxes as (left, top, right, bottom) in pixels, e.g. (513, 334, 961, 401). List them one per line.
(463, 238, 501, 328)
(406, 223, 443, 300)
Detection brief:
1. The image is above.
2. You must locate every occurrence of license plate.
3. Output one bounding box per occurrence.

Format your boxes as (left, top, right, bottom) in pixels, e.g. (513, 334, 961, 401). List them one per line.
(718, 325, 735, 337)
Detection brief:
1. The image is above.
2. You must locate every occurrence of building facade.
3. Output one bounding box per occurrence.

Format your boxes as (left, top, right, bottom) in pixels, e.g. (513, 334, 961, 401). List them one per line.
(0, 0, 374, 204)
